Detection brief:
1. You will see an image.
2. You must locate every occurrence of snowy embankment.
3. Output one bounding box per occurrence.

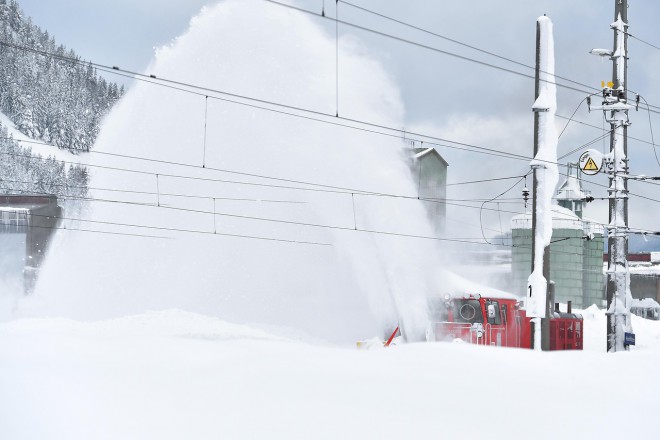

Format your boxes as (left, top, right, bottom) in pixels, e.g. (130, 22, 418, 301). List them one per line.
(1, 308, 659, 440)
(0, 112, 82, 163)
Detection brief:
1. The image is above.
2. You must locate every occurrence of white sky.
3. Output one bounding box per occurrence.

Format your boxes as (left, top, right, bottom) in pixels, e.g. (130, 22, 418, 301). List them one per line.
(16, 0, 660, 235)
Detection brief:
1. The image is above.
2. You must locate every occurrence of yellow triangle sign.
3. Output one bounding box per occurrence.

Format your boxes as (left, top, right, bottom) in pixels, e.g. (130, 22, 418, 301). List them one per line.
(583, 157, 599, 171)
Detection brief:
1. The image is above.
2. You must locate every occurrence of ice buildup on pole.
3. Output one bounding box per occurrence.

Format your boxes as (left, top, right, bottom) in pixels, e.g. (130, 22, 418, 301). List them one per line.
(527, 16, 559, 330)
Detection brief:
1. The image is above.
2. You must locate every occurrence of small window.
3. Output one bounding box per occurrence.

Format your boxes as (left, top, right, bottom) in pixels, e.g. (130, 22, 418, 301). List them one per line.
(501, 304, 508, 325)
(487, 301, 501, 325)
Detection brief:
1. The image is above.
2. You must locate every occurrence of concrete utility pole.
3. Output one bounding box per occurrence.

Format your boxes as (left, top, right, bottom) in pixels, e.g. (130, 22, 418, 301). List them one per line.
(531, 19, 550, 349)
(590, 0, 633, 352)
(529, 16, 557, 351)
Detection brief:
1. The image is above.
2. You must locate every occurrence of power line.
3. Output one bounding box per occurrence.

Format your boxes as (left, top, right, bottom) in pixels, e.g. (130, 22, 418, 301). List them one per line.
(480, 173, 529, 245)
(5, 126, 660, 219)
(627, 32, 660, 54)
(0, 35, 651, 174)
(0, 189, 332, 246)
(639, 95, 660, 167)
(264, 0, 597, 95)
(0, 219, 169, 240)
(557, 95, 600, 139)
(5, 187, 619, 259)
(338, 0, 600, 95)
(446, 174, 526, 186)
(558, 129, 614, 160)
(556, 113, 658, 149)
(0, 184, 507, 246)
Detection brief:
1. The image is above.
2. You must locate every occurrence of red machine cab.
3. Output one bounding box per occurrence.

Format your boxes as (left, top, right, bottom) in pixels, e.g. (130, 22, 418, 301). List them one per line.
(427, 292, 582, 350)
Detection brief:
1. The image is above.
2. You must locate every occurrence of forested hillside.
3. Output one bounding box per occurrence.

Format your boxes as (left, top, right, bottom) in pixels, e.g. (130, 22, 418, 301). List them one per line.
(0, 120, 88, 198)
(0, 0, 122, 153)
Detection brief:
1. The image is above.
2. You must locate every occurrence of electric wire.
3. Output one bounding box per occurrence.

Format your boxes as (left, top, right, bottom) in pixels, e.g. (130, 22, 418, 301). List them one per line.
(0, 12, 654, 228)
(264, 0, 597, 96)
(639, 95, 660, 167)
(558, 129, 614, 161)
(0, 184, 508, 246)
(480, 173, 530, 245)
(1, 35, 657, 175)
(0, 189, 332, 246)
(557, 94, 601, 139)
(338, 0, 601, 95)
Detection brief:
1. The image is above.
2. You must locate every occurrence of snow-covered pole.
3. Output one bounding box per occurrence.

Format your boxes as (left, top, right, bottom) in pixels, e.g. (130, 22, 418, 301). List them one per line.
(605, 1, 632, 352)
(528, 15, 559, 351)
(588, 1, 634, 352)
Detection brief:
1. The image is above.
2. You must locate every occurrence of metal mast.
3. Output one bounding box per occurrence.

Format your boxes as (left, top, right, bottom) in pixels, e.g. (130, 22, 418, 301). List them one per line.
(591, 0, 633, 352)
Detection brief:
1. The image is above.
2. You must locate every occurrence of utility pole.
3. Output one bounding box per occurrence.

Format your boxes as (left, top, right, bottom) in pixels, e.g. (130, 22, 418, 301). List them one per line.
(589, 0, 633, 352)
(528, 15, 558, 351)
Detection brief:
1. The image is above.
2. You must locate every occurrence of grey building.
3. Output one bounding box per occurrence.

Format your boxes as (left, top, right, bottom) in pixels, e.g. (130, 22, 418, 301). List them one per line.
(410, 146, 448, 236)
(510, 168, 605, 308)
(0, 195, 61, 294)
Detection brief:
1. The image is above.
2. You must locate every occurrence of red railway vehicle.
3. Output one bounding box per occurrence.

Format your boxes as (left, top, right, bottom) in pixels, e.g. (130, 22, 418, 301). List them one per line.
(427, 292, 583, 350)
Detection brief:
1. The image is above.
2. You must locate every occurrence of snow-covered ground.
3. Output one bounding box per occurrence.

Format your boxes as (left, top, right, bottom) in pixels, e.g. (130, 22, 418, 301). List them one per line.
(1, 307, 659, 440)
(3, 3, 657, 438)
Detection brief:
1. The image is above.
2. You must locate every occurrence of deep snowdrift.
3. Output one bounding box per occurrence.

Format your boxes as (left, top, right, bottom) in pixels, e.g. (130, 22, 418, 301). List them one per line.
(25, 0, 449, 343)
(2, 307, 659, 440)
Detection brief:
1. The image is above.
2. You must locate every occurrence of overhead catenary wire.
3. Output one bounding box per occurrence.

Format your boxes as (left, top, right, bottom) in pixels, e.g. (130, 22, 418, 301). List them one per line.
(3, 185, 624, 259)
(338, 0, 601, 95)
(558, 129, 614, 161)
(0, 10, 655, 226)
(0, 188, 333, 246)
(2, 9, 656, 262)
(5, 119, 660, 218)
(557, 94, 601, 139)
(0, 219, 170, 240)
(4, 134, 660, 211)
(0, 184, 513, 246)
(479, 173, 530, 245)
(263, 0, 598, 96)
(1, 34, 658, 176)
(639, 95, 660, 167)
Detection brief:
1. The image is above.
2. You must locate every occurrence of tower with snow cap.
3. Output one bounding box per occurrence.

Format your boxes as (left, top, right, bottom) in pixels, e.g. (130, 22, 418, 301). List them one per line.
(556, 163, 587, 219)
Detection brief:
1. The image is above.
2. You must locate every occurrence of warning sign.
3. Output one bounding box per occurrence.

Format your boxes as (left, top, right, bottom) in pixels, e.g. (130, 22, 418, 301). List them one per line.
(579, 150, 603, 175)
(583, 157, 599, 171)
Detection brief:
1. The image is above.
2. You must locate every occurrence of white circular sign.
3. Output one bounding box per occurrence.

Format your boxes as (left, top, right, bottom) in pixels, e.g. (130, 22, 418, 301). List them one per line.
(579, 149, 604, 175)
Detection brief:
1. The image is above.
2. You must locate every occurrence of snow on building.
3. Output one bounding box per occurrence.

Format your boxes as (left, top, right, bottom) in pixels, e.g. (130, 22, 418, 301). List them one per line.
(410, 146, 448, 236)
(510, 169, 605, 308)
(603, 252, 660, 313)
(0, 195, 61, 294)
(630, 297, 660, 321)
(557, 163, 587, 219)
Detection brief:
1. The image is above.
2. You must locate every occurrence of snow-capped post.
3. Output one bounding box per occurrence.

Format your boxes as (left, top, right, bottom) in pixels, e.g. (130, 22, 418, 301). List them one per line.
(589, 0, 634, 352)
(528, 15, 559, 351)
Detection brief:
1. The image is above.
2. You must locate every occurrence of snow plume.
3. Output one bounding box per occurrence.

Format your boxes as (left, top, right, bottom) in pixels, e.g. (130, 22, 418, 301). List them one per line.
(26, 0, 441, 343)
(526, 16, 559, 331)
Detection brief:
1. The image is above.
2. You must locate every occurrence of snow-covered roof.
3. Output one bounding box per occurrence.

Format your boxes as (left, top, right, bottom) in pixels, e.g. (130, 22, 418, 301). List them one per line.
(628, 264, 660, 276)
(510, 205, 583, 230)
(0, 206, 29, 212)
(631, 298, 660, 310)
(449, 290, 520, 301)
(556, 172, 586, 200)
(412, 147, 449, 166)
(583, 218, 605, 235)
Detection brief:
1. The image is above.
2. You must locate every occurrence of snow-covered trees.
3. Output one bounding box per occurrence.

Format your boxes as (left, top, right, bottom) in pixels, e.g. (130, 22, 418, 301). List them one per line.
(0, 0, 122, 152)
(0, 121, 88, 198)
